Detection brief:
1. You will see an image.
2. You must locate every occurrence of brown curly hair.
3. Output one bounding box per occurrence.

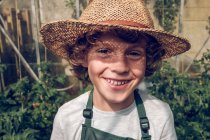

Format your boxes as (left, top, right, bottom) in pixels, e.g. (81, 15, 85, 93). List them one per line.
(67, 28, 165, 81)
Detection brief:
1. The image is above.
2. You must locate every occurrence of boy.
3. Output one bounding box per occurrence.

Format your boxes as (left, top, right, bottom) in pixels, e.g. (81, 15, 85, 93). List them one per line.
(40, 0, 191, 139)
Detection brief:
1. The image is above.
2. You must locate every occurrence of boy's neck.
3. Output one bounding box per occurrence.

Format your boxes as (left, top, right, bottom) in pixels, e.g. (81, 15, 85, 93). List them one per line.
(93, 93, 135, 112)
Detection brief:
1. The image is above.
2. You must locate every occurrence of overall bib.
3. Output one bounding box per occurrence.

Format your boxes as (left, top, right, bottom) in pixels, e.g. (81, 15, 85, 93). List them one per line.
(81, 89, 151, 140)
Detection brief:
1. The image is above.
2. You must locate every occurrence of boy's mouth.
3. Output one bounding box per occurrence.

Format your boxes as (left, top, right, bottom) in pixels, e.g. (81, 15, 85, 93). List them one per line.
(105, 78, 130, 86)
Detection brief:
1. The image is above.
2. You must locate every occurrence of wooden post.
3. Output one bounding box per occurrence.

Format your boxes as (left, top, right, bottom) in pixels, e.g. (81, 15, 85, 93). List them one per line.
(178, 0, 184, 34)
(0, 15, 6, 54)
(16, 0, 23, 78)
(22, 10, 32, 36)
(37, 0, 47, 62)
(31, 0, 41, 78)
(0, 55, 5, 92)
(19, 9, 32, 45)
(0, 16, 5, 91)
(11, 8, 20, 78)
(177, 0, 185, 72)
(75, 0, 80, 19)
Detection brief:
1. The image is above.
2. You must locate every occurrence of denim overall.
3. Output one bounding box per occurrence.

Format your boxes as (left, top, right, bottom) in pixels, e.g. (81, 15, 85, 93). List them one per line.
(81, 89, 151, 140)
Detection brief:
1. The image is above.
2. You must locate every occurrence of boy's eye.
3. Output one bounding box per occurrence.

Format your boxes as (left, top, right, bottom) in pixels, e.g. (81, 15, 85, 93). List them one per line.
(126, 51, 143, 59)
(96, 48, 111, 54)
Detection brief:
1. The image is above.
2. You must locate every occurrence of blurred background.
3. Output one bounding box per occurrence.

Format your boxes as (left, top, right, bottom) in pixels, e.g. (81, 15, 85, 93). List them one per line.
(0, 0, 209, 139)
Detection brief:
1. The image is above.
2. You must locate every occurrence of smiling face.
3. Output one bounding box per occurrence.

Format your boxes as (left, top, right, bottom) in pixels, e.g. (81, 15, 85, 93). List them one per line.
(85, 32, 147, 111)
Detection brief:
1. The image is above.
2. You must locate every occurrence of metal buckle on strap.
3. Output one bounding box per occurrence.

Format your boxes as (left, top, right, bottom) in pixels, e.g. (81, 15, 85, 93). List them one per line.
(141, 135, 151, 140)
(83, 108, 93, 119)
(140, 117, 150, 131)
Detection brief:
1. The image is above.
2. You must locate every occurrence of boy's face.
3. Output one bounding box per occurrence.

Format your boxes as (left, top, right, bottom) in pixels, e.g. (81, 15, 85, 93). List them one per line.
(85, 32, 147, 111)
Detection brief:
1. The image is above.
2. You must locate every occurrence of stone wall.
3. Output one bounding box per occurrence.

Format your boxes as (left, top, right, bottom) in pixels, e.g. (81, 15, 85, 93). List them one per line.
(182, 0, 210, 59)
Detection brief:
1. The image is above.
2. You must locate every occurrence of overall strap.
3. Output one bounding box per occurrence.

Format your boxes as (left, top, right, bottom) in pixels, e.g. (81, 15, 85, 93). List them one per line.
(134, 89, 151, 140)
(83, 90, 93, 126)
(82, 89, 151, 140)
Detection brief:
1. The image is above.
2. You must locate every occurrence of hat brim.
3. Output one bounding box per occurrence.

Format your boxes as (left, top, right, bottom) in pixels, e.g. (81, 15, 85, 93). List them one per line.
(40, 19, 191, 60)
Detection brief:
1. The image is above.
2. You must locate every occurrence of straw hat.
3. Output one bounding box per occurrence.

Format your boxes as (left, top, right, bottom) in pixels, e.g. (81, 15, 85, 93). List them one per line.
(40, 0, 191, 60)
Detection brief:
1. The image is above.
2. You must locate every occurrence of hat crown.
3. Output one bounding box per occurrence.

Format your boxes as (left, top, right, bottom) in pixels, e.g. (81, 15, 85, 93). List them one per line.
(79, 0, 154, 28)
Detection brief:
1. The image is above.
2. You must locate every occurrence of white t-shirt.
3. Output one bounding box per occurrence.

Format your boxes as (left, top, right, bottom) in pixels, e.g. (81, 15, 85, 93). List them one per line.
(51, 91, 177, 140)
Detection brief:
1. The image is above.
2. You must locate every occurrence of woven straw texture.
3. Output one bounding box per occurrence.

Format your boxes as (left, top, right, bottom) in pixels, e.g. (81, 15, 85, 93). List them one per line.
(40, 0, 191, 60)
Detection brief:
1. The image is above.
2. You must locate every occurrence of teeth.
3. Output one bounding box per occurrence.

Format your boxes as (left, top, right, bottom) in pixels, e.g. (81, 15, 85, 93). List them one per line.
(114, 81, 118, 85)
(106, 79, 129, 86)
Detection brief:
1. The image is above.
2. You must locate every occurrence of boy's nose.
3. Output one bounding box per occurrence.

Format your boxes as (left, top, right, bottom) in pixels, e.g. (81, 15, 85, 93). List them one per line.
(110, 55, 129, 74)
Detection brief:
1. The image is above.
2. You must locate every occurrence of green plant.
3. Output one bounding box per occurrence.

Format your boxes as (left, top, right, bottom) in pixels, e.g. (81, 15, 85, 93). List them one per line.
(0, 62, 71, 140)
(146, 50, 210, 139)
(0, 63, 7, 73)
(153, 0, 181, 32)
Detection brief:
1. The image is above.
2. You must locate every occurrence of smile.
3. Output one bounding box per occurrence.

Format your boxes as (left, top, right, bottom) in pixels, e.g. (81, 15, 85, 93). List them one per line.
(106, 79, 130, 86)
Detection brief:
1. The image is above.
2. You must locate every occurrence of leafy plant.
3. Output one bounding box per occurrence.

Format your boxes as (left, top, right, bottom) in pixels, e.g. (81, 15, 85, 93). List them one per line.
(0, 63, 7, 73)
(0, 62, 71, 140)
(146, 50, 210, 139)
(153, 0, 181, 32)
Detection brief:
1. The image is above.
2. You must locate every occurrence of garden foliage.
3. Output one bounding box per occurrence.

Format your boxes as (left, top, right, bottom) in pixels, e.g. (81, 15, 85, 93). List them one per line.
(147, 50, 210, 139)
(0, 62, 70, 140)
(153, 0, 181, 32)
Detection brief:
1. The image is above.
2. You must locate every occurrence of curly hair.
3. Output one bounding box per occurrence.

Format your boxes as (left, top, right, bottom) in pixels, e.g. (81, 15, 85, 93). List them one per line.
(67, 28, 165, 81)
